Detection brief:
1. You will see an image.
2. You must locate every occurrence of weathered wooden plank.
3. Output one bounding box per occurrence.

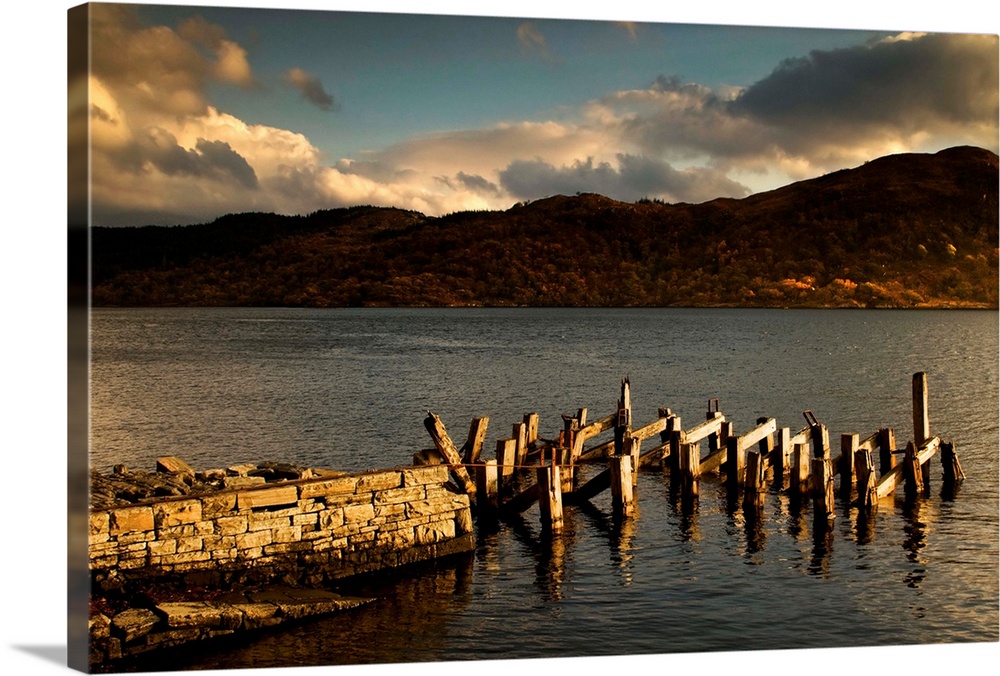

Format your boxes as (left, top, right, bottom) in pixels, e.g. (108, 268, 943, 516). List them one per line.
(573, 468, 611, 502)
(502, 482, 540, 514)
(424, 412, 477, 496)
(875, 437, 939, 498)
(684, 415, 727, 445)
(579, 412, 617, 441)
(513, 422, 528, 465)
(462, 416, 490, 465)
(858, 431, 880, 453)
(576, 438, 615, 462)
(742, 418, 778, 451)
(632, 417, 668, 442)
(638, 441, 669, 468)
(698, 445, 726, 475)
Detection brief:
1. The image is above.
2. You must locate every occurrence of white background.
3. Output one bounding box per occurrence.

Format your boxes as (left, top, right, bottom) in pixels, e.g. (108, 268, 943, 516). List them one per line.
(2, 1, 997, 675)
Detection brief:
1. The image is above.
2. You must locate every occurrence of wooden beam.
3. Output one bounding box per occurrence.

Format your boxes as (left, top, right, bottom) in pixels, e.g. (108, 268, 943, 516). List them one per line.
(875, 437, 939, 498)
(424, 412, 477, 496)
(579, 412, 616, 441)
(684, 415, 727, 445)
(572, 467, 611, 502)
(503, 482, 540, 514)
(632, 417, 668, 442)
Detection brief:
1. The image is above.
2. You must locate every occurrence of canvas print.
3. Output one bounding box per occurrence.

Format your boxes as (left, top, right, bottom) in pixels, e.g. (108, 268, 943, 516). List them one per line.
(67, 2, 999, 673)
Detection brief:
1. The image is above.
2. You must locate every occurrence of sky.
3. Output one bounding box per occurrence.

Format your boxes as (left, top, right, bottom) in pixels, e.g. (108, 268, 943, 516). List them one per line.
(75, 1, 999, 227)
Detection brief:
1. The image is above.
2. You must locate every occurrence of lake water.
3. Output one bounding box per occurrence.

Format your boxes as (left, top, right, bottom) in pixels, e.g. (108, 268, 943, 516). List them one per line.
(89, 307, 999, 669)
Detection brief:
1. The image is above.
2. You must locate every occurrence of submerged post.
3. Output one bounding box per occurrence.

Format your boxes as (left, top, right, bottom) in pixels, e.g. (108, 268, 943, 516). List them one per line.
(811, 457, 835, 518)
(537, 460, 564, 533)
(903, 441, 924, 496)
(855, 448, 877, 510)
(941, 442, 966, 486)
(839, 433, 859, 496)
(475, 459, 499, 512)
(610, 454, 635, 517)
(678, 441, 700, 497)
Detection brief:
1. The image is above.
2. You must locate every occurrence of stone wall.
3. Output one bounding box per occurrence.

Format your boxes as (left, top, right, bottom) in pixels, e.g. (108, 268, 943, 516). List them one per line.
(89, 464, 475, 593)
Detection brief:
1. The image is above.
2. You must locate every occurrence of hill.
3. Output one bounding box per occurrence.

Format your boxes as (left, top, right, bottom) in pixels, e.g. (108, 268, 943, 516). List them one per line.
(91, 146, 999, 309)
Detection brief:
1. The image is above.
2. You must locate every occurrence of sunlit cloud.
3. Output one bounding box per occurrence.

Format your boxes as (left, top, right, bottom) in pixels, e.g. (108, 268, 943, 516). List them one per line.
(87, 6, 999, 227)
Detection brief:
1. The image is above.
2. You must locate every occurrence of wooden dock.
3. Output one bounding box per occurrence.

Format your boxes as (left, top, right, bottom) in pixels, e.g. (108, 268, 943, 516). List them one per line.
(417, 372, 964, 535)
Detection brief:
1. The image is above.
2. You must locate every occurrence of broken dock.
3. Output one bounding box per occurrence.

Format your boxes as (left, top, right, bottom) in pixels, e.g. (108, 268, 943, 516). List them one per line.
(417, 371, 964, 534)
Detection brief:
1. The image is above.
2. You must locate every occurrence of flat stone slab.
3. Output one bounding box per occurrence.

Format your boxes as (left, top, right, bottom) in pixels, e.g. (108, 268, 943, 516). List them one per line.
(112, 607, 160, 642)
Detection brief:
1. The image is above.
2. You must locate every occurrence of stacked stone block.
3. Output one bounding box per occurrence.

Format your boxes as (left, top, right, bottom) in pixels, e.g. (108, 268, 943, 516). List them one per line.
(89, 464, 474, 592)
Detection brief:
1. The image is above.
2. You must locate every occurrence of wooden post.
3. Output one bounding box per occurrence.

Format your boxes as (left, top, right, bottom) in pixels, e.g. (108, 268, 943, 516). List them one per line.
(912, 372, 930, 447)
(678, 441, 700, 496)
(725, 435, 745, 489)
(854, 449, 877, 510)
(878, 428, 897, 475)
(756, 416, 775, 457)
(576, 407, 588, 428)
(523, 413, 539, 446)
(537, 461, 564, 533)
(462, 416, 490, 465)
(745, 449, 765, 508)
(668, 428, 685, 475)
(424, 412, 477, 496)
(811, 424, 830, 460)
(513, 422, 528, 466)
(903, 441, 924, 496)
(626, 435, 642, 486)
(776, 427, 792, 477)
(811, 458, 835, 517)
(839, 433, 859, 495)
(610, 454, 635, 517)
(475, 460, 499, 511)
(941, 442, 966, 485)
(496, 438, 516, 488)
(614, 377, 632, 456)
(659, 408, 675, 469)
(792, 442, 810, 490)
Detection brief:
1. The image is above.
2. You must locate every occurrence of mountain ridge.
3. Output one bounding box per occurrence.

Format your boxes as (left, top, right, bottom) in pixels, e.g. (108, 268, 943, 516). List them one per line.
(91, 146, 999, 309)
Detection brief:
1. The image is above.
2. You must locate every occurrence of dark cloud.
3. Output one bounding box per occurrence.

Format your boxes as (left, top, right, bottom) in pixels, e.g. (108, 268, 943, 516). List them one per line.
(730, 33, 998, 139)
(284, 67, 338, 111)
(499, 154, 750, 203)
(454, 172, 501, 196)
(113, 129, 258, 189)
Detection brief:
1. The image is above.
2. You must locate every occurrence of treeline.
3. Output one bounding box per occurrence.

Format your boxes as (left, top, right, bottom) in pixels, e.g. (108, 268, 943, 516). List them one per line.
(91, 146, 999, 309)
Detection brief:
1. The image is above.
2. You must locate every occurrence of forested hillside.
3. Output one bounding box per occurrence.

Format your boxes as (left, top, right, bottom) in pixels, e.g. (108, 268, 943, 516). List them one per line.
(91, 146, 999, 308)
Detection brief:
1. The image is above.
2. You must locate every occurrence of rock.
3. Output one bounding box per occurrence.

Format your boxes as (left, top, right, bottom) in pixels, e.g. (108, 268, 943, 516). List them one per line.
(111, 608, 160, 642)
(156, 456, 195, 482)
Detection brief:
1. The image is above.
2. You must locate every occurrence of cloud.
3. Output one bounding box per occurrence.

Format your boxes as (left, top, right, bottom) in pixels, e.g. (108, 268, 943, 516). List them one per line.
(283, 67, 338, 111)
(87, 9, 998, 227)
(517, 22, 549, 58)
(499, 155, 750, 203)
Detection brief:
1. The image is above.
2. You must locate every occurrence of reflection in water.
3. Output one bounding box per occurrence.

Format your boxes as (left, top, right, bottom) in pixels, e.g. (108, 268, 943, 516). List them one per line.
(809, 514, 836, 577)
(743, 497, 767, 557)
(901, 496, 929, 589)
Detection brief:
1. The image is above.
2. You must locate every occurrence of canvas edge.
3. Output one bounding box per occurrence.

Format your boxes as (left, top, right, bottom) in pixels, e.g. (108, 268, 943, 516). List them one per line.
(68, 2, 92, 672)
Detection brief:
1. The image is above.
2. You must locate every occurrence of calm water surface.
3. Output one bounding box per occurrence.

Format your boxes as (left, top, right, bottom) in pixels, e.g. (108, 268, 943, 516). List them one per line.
(89, 308, 999, 667)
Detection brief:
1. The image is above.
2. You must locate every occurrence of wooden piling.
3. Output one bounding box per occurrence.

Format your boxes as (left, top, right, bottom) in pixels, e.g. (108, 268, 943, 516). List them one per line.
(659, 408, 676, 469)
(745, 449, 765, 508)
(513, 422, 528, 466)
(878, 428, 897, 475)
(496, 438, 516, 487)
(475, 460, 499, 511)
(854, 448, 877, 510)
(776, 427, 792, 477)
(941, 442, 966, 484)
(903, 440, 924, 496)
(678, 441, 700, 496)
(792, 442, 810, 490)
(725, 435, 744, 489)
(625, 435, 642, 486)
(462, 416, 490, 465)
(610, 454, 635, 517)
(523, 413, 539, 446)
(912, 372, 930, 447)
(811, 458, 835, 517)
(839, 433, 858, 495)
(614, 377, 632, 456)
(537, 461, 564, 533)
